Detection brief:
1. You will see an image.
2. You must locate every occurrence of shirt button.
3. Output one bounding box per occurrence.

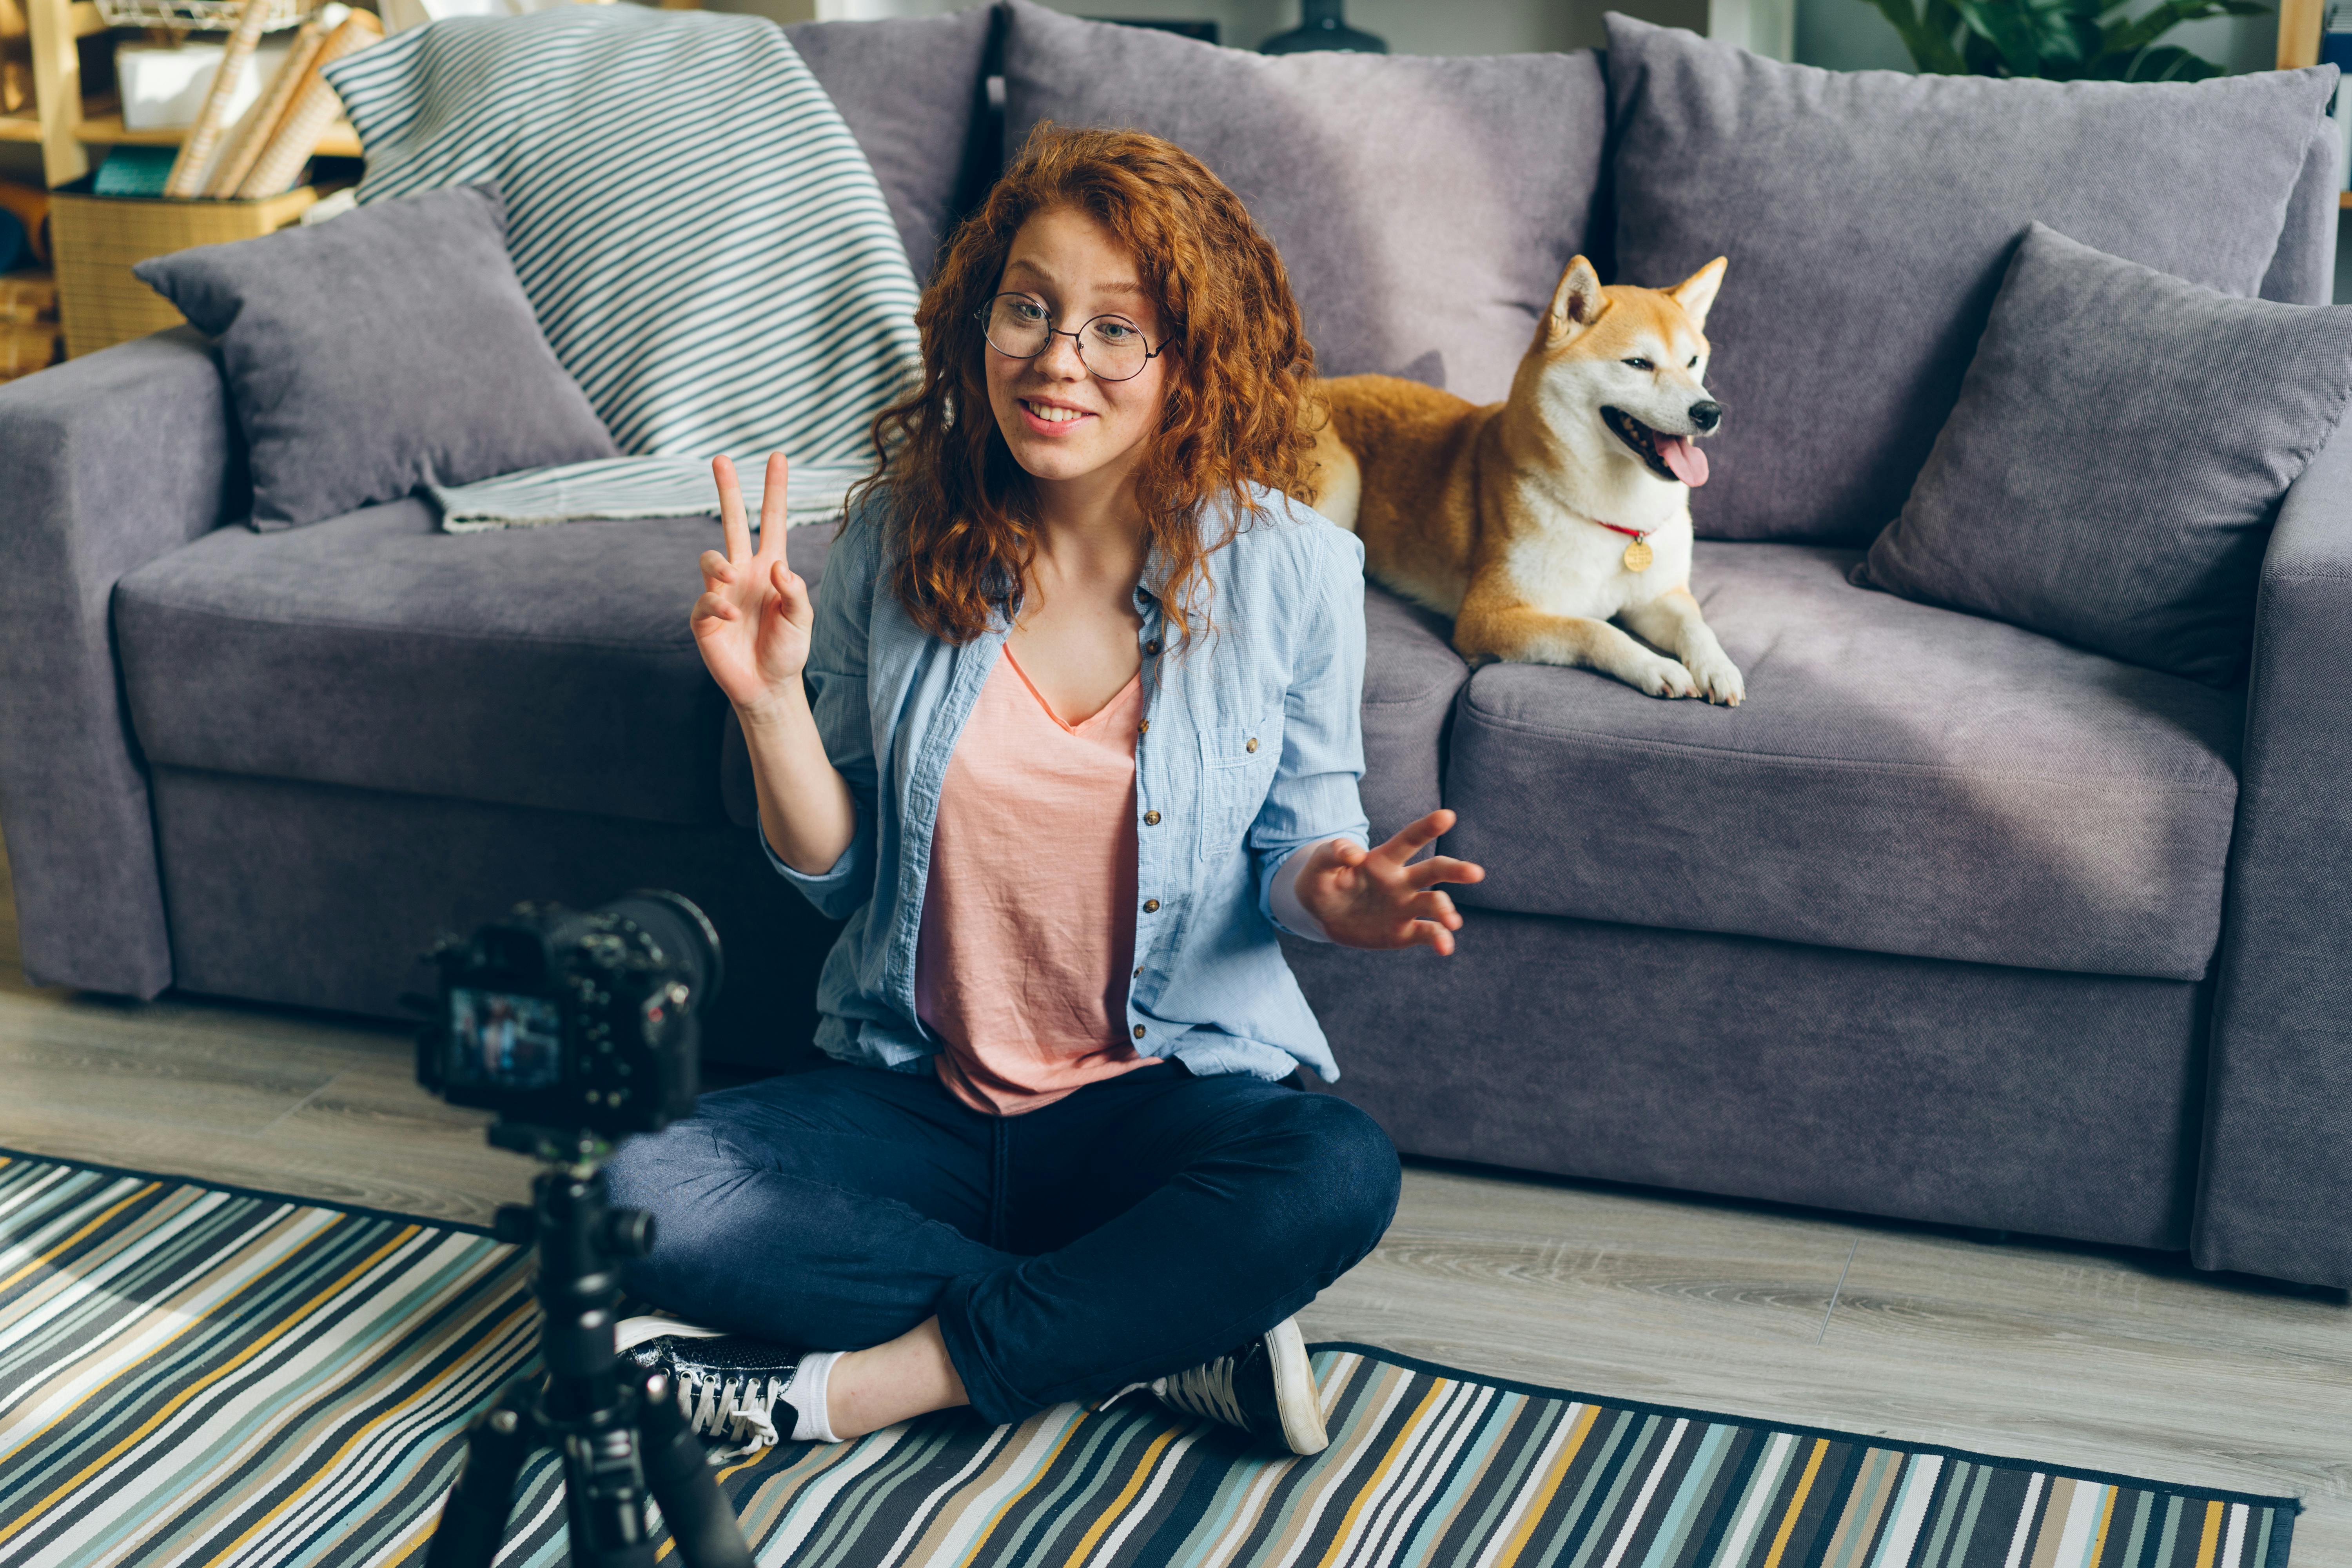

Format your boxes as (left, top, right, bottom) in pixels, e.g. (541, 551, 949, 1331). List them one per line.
(1245, 737, 1259, 753)
(1143, 810, 1161, 826)
(1145, 640, 1162, 655)
(1143, 899, 1160, 913)
(1138, 720, 1149, 735)
(1133, 1024, 1146, 1040)
(1134, 966, 1143, 978)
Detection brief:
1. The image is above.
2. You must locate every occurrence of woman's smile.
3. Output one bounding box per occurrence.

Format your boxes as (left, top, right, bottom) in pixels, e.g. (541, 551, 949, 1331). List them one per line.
(1017, 396, 1096, 433)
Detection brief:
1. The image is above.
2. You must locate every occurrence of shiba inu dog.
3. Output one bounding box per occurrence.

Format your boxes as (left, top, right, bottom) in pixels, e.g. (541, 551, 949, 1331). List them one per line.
(1299, 255, 1743, 705)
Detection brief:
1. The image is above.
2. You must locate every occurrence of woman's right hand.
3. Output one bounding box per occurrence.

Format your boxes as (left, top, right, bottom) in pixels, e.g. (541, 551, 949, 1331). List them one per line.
(693, 453, 813, 719)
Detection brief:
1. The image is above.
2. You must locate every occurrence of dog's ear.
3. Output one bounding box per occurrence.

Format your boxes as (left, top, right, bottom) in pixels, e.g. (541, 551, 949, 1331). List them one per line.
(1546, 256, 1607, 343)
(1671, 258, 1727, 332)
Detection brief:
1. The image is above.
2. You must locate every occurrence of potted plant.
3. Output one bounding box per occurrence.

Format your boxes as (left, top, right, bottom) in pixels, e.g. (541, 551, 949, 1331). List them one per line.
(1865, 0, 2269, 80)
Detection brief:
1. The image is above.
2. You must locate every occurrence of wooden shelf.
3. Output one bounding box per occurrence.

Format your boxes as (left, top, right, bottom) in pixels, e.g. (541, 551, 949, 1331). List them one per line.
(2340, 191, 2352, 210)
(73, 111, 361, 158)
(66, 1, 104, 36)
(0, 115, 46, 143)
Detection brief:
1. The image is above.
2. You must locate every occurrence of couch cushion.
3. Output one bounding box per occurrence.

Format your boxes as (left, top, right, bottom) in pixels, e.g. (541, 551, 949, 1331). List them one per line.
(2263, 116, 2341, 306)
(127, 509, 1467, 848)
(1356, 587, 1470, 845)
(1859, 222, 2352, 689)
(133, 184, 617, 530)
(786, 8, 995, 280)
(1604, 14, 2336, 548)
(1001, 0, 1608, 403)
(1439, 543, 2242, 981)
(115, 501, 829, 827)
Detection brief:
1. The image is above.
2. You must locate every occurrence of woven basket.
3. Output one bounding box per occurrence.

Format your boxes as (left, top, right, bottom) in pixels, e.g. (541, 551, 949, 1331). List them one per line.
(50, 183, 318, 358)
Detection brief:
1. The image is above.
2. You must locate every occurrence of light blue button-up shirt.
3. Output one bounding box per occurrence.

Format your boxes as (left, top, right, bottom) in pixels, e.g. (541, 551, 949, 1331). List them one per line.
(765, 482, 1371, 1084)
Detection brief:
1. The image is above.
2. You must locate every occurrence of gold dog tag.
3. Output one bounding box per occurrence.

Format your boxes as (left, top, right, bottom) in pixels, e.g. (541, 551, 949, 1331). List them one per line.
(1622, 539, 1654, 572)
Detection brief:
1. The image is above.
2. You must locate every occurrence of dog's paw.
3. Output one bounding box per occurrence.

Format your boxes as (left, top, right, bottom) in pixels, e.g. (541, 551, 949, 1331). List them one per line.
(1628, 655, 1699, 700)
(1686, 651, 1746, 707)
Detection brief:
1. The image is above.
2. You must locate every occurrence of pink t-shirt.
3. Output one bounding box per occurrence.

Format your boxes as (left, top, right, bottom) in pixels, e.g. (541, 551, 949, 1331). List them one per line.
(915, 646, 1158, 1115)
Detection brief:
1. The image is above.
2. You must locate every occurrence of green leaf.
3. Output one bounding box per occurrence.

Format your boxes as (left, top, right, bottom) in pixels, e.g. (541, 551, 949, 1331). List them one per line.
(2120, 42, 2227, 76)
(1962, 25, 2008, 70)
(1909, 0, 2252, 77)
(2102, 0, 2267, 54)
(1924, 0, 1971, 45)
(1952, 0, 2040, 71)
(1866, 0, 1973, 71)
(1953, 0, 2104, 73)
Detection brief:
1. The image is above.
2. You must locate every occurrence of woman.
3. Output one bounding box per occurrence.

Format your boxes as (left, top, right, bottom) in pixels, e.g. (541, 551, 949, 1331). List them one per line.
(608, 125, 1486, 1457)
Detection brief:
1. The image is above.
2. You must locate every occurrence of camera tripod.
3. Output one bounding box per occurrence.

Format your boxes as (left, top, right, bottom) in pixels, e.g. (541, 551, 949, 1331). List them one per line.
(426, 1129, 754, 1568)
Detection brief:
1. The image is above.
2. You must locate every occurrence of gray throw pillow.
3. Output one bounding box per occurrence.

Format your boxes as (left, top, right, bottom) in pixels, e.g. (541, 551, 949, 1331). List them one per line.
(1857, 222, 2352, 688)
(136, 183, 617, 530)
(1604, 13, 2336, 547)
(1001, 0, 1608, 403)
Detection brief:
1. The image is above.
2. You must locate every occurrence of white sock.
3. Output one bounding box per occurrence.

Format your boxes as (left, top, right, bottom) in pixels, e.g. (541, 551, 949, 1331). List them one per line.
(789, 1350, 842, 1443)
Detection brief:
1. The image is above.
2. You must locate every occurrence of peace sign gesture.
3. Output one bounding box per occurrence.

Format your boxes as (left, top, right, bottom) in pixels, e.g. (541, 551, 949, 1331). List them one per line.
(692, 453, 812, 720)
(1291, 810, 1486, 955)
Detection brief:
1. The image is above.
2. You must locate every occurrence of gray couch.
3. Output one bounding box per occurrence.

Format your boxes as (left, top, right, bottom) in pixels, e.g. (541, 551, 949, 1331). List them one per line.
(5, 2, 2349, 1290)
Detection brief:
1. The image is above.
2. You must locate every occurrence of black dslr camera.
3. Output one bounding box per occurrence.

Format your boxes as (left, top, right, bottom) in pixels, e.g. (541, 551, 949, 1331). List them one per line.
(417, 891, 720, 1141)
(413, 891, 755, 1568)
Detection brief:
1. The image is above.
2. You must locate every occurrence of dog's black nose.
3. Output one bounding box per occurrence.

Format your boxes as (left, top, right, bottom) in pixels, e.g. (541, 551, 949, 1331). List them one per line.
(1689, 400, 1723, 432)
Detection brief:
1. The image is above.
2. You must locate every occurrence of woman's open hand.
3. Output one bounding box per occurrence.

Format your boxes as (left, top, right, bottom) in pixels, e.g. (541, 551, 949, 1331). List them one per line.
(1292, 809, 1486, 955)
(692, 453, 811, 720)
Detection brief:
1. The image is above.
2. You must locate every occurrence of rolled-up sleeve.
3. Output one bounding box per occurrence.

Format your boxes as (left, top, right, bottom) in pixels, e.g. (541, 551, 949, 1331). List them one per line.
(766, 512, 884, 922)
(1252, 523, 1371, 936)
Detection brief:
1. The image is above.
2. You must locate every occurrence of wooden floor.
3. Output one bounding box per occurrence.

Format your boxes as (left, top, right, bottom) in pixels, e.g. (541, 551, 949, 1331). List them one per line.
(3, 843, 2347, 1561)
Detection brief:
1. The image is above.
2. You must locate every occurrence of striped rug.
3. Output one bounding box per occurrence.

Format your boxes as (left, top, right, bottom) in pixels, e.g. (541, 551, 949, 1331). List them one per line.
(0, 1151, 2298, 1568)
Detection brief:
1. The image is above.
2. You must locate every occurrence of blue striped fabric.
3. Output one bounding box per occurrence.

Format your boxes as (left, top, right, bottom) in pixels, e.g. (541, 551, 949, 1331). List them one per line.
(323, 5, 919, 529)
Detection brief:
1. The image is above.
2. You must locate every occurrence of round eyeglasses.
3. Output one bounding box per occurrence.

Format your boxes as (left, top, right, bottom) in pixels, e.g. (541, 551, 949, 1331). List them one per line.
(978, 293, 1169, 383)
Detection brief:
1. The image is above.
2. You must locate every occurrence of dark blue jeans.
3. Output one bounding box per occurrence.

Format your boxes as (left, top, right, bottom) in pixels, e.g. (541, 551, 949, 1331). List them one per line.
(602, 1061, 1401, 1426)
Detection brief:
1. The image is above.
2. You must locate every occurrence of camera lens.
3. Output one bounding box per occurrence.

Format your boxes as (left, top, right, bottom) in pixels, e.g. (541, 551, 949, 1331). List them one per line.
(604, 890, 722, 1011)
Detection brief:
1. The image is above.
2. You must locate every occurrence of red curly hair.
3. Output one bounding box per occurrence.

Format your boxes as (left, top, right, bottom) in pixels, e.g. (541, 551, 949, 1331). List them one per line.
(851, 123, 1316, 647)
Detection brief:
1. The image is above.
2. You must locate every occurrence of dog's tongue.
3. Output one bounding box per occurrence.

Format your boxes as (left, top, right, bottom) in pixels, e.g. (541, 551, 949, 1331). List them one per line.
(1657, 435, 1710, 487)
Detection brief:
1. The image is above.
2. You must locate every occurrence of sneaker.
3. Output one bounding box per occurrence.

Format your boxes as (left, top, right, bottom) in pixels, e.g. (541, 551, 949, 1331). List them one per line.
(1147, 1317, 1327, 1454)
(617, 1316, 806, 1454)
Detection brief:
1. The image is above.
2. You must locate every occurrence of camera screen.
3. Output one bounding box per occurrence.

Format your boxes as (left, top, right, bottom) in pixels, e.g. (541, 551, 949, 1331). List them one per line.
(448, 987, 564, 1090)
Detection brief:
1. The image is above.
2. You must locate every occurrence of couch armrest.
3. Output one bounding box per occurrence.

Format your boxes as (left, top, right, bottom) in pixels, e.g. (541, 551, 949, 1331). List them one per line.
(0, 327, 239, 998)
(2193, 417, 2352, 1287)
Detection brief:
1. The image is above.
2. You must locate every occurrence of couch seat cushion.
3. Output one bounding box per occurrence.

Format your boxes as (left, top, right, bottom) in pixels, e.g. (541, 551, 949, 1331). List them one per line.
(1356, 587, 1470, 844)
(1440, 544, 2242, 980)
(125, 512, 1468, 848)
(115, 501, 824, 827)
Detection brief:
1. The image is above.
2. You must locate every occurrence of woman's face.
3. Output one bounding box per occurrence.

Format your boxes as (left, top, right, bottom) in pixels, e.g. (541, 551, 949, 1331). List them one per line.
(984, 205, 1170, 501)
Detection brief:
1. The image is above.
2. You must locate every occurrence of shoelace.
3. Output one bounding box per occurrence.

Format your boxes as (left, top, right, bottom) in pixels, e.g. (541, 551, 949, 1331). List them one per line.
(1148, 1356, 1249, 1430)
(673, 1367, 791, 1453)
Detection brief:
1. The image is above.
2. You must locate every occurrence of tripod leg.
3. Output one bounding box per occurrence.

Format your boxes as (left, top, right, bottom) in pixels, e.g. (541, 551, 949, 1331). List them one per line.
(639, 1370, 757, 1568)
(426, 1380, 537, 1568)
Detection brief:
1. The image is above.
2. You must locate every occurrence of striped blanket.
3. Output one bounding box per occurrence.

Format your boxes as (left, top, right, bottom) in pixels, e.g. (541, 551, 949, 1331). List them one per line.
(323, 5, 921, 531)
(424, 456, 871, 534)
